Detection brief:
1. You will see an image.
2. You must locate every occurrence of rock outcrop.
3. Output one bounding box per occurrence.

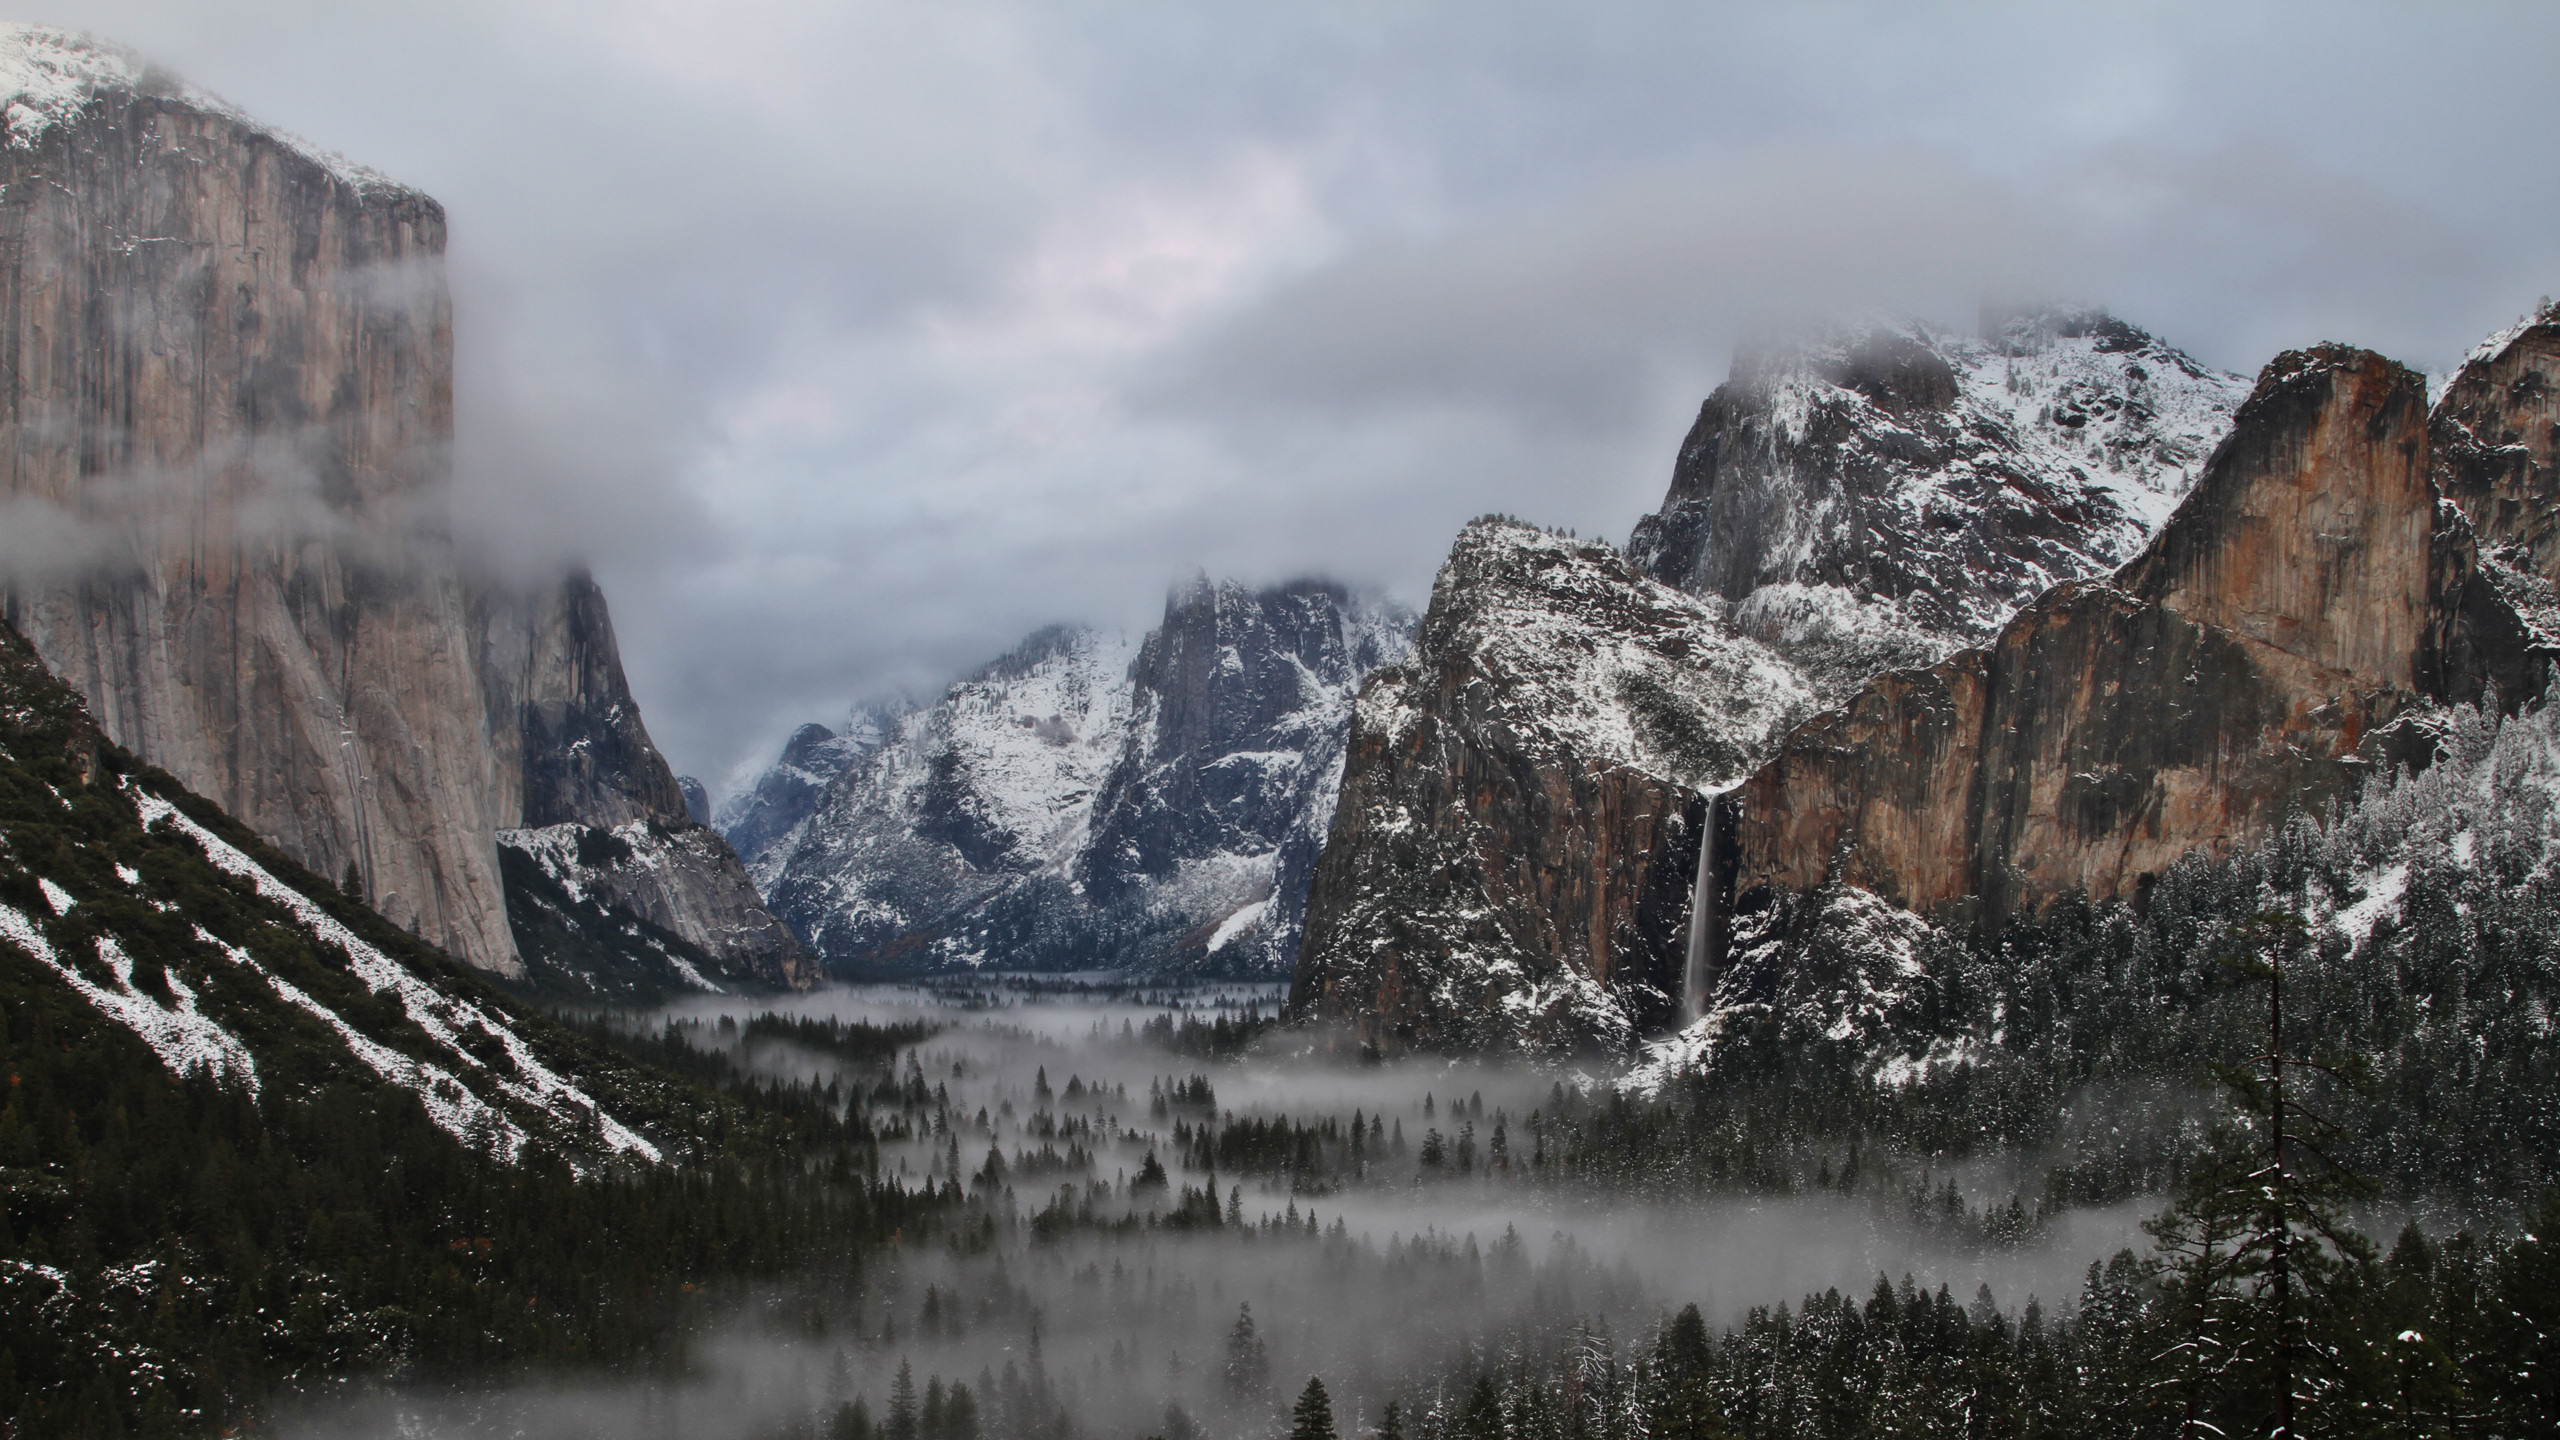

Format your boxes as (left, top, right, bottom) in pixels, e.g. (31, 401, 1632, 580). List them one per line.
(753, 580, 1409, 977)
(0, 27, 805, 993)
(480, 573, 815, 993)
(1079, 577, 1409, 973)
(1627, 309, 2247, 696)
(1717, 344, 2548, 945)
(1287, 310, 2242, 1056)
(2434, 301, 2560, 638)
(1286, 520, 1812, 1055)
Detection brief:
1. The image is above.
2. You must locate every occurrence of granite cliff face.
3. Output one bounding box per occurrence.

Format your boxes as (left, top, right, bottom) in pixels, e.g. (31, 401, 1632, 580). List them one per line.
(1286, 521, 1812, 1055)
(752, 580, 1408, 977)
(1627, 310, 2246, 696)
(1079, 577, 1409, 974)
(0, 27, 804, 994)
(1287, 310, 2244, 1056)
(2435, 302, 2560, 637)
(0, 28, 515, 970)
(1717, 345, 2548, 947)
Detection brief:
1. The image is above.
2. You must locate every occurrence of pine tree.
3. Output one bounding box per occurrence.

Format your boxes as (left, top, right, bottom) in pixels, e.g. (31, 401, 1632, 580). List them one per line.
(1290, 1377, 1338, 1440)
(1224, 1302, 1270, 1402)
(887, 1360, 920, 1440)
(1372, 1399, 1403, 1440)
(2147, 916, 2377, 1436)
(1652, 1303, 1726, 1440)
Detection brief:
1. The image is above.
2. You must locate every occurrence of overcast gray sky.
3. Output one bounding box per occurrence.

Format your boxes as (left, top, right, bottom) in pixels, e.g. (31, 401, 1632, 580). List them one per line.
(35, 0, 2560, 791)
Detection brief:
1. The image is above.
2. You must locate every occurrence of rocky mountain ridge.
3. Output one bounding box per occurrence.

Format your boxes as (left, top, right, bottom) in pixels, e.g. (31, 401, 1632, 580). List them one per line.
(1289, 309, 2249, 1054)
(1713, 339, 2546, 953)
(745, 579, 1409, 977)
(1630, 309, 2248, 696)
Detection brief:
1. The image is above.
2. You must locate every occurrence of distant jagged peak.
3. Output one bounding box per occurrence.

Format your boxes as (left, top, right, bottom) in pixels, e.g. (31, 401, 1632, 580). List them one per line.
(0, 21, 410, 196)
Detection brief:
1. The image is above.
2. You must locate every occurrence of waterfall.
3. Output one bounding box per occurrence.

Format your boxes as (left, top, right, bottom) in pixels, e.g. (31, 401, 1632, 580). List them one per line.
(1679, 789, 1724, 1026)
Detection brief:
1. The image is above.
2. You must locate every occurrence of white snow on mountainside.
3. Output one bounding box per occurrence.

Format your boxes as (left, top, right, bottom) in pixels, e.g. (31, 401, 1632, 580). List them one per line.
(761, 625, 1140, 972)
(1632, 308, 2251, 697)
(0, 23, 405, 192)
(744, 581, 1410, 977)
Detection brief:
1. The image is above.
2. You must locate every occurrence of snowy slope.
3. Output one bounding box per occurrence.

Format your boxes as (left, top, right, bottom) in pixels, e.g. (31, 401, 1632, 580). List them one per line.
(763, 625, 1140, 972)
(719, 707, 906, 892)
(0, 622, 672, 1173)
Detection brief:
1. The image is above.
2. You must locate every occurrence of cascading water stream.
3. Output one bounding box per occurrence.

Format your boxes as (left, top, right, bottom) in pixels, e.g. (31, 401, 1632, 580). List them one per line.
(1679, 788, 1728, 1026)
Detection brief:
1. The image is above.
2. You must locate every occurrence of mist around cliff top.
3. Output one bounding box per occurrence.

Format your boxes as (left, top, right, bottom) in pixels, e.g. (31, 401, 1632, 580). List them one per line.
(20, 2, 2560, 786)
(265, 982, 2163, 1440)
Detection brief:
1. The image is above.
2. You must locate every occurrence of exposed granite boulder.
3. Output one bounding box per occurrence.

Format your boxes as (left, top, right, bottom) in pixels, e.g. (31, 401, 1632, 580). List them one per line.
(1287, 520, 1812, 1056)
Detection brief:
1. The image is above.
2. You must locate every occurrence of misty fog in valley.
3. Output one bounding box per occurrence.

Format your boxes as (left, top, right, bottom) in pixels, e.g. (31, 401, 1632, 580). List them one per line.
(273, 982, 2163, 1440)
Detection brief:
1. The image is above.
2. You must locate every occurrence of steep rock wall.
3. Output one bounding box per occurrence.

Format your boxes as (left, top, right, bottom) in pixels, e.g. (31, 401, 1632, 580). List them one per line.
(2435, 303, 2560, 632)
(1627, 309, 2245, 692)
(1078, 577, 1408, 972)
(0, 30, 809, 990)
(1722, 345, 2546, 938)
(0, 49, 516, 970)
(1288, 521, 1811, 1055)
